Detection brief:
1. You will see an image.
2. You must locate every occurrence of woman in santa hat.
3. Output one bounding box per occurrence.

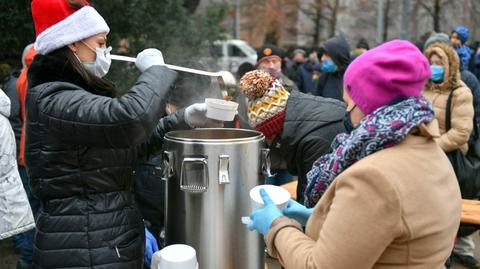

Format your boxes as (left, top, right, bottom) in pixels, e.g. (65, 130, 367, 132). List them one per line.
(25, 1, 213, 268)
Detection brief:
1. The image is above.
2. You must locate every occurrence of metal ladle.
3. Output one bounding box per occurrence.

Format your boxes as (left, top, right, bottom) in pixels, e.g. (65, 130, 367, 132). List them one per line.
(109, 54, 237, 96)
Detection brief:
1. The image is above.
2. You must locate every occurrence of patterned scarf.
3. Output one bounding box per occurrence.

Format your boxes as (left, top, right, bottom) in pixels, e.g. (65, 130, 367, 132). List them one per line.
(304, 96, 435, 207)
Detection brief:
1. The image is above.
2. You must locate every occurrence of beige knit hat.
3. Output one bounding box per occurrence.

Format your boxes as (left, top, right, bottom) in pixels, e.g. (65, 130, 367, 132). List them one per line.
(239, 70, 290, 138)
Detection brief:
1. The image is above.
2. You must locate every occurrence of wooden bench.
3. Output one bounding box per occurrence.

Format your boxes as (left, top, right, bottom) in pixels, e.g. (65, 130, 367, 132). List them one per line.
(461, 199, 480, 225)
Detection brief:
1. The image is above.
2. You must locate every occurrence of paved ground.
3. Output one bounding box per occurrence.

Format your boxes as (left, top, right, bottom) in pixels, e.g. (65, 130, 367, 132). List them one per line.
(1, 233, 478, 268)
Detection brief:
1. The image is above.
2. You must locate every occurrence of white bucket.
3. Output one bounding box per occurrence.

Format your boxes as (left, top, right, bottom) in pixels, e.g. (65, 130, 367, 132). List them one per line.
(156, 244, 198, 269)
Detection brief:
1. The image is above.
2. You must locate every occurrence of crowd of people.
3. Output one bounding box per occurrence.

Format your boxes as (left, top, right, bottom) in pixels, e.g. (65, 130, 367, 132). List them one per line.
(3, 0, 480, 269)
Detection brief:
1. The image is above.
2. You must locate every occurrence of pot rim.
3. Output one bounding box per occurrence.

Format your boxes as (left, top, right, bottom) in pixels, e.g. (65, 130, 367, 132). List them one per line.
(165, 128, 265, 143)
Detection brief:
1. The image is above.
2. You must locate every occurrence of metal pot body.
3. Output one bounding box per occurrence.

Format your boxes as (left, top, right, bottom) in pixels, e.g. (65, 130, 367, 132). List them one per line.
(163, 128, 271, 269)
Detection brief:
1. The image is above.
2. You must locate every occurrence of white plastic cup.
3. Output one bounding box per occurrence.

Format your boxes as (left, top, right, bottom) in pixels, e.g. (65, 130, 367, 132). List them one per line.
(205, 98, 238, 121)
(157, 244, 198, 269)
(249, 184, 291, 211)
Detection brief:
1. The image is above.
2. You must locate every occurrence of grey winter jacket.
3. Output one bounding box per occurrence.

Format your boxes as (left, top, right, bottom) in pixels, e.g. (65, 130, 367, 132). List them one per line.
(0, 90, 34, 240)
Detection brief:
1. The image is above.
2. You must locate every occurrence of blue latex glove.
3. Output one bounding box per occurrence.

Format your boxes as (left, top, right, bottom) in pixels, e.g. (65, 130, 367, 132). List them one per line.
(145, 227, 159, 267)
(248, 188, 283, 235)
(283, 199, 313, 226)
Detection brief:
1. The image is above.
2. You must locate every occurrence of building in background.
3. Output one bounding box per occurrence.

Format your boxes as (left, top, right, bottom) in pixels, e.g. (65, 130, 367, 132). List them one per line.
(198, 0, 480, 50)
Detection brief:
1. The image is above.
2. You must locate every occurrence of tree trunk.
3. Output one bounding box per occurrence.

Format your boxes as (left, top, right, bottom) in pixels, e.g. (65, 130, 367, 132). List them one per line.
(313, 9, 322, 45)
(329, 0, 339, 37)
(433, 0, 441, 32)
(383, 0, 391, 42)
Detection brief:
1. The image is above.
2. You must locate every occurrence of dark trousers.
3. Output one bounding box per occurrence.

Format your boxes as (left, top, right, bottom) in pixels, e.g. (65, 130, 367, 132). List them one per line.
(11, 166, 40, 263)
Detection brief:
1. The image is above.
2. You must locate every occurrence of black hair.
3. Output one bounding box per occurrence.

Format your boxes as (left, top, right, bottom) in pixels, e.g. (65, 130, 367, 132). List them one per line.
(49, 46, 117, 97)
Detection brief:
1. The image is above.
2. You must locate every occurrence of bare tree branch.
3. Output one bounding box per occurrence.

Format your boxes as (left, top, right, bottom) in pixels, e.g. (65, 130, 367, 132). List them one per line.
(417, 0, 434, 17)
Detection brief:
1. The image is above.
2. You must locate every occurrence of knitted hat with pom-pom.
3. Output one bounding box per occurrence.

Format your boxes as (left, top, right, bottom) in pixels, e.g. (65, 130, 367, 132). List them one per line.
(239, 70, 290, 139)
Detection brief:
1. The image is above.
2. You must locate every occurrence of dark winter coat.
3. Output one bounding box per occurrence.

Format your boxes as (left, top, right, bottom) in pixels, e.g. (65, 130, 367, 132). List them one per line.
(461, 67, 480, 125)
(25, 54, 187, 269)
(316, 36, 351, 101)
(134, 156, 165, 245)
(288, 62, 315, 95)
(278, 72, 298, 93)
(474, 53, 480, 81)
(279, 90, 345, 202)
(316, 72, 344, 101)
(2, 73, 22, 152)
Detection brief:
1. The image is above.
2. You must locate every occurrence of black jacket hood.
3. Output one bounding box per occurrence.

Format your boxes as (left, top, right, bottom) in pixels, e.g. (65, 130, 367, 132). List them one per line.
(322, 36, 351, 72)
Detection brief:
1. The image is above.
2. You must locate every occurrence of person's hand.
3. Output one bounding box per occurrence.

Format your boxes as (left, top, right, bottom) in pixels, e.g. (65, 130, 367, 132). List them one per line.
(248, 188, 283, 235)
(135, 48, 165, 72)
(283, 199, 313, 226)
(184, 103, 224, 128)
(145, 227, 159, 267)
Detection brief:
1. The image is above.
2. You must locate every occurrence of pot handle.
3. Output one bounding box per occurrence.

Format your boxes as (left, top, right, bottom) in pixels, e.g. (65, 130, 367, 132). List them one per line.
(161, 151, 174, 181)
(180, 157, 209, 193)
(218, 155, 230, 184)
(261, 148, 275, 177)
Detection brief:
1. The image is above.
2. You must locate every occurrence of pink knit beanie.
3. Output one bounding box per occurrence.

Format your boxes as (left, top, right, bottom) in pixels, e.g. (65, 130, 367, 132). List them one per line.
(344, 40, 431, 115)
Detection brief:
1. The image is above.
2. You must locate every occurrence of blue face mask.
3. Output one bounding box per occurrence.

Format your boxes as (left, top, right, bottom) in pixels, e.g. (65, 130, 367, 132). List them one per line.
(321, 60, 338, 73)
(430, 65, 444, 83)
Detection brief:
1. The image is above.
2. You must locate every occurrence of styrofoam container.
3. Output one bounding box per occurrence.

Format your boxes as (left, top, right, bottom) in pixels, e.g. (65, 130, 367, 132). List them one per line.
(249, 184, 291, 211)
(157, 244, 198, 269)
(205, 98, 238, 121)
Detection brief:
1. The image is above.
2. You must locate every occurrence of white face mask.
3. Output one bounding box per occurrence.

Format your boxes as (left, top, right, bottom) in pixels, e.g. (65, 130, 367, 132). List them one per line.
(77, 41, 112, 78)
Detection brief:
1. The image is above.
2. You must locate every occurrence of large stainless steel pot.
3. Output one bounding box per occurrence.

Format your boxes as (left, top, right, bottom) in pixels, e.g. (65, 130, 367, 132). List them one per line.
(162, 128, 272, 269)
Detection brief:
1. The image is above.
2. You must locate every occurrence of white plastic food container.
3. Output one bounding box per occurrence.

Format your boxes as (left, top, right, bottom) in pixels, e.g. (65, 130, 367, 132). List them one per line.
(155, 244, 198, 269)
(205, 98, 238, 121)
(249, 184, 291, 211)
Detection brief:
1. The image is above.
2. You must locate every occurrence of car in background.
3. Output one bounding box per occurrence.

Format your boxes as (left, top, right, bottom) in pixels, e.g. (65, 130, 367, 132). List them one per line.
(211, 39, 257, 73)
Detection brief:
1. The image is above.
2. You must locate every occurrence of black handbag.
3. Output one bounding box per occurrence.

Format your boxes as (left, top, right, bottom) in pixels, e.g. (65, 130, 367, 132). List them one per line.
(445, 89, 480, 200)
(445, 88, 480, 236)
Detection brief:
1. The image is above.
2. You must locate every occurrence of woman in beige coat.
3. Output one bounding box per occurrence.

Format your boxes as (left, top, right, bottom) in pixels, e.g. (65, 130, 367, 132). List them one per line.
(423, 42, 477, 269)
(423, 42, 474, 154)
(247, 40, 462, 269)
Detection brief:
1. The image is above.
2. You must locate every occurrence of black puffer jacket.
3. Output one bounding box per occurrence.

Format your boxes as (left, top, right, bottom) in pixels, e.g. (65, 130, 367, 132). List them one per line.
(279, 90, 345, 202)
(25, 54, 187, 269)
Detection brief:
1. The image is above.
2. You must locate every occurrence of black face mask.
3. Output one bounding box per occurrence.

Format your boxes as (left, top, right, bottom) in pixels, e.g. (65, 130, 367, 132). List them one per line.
(343, 110, 355, 133)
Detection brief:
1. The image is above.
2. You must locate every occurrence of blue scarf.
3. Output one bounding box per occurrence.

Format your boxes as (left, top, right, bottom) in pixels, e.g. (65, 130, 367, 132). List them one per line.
(456, 46, 471, 69)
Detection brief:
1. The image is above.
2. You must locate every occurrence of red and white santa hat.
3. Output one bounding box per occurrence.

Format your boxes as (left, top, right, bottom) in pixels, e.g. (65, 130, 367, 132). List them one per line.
(32, 0, 110, 55)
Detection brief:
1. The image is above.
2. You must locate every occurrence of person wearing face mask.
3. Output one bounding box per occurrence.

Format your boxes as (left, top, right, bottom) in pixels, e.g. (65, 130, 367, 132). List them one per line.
(247, 40, 461, 269)
(25, 1, 215, 268)
(423, 42, 476, 269)
(451, 26, 472, 71)
(239, 70, 345, 203)
(315, 35, 351, 101)
(423, 43, 474, 155)
(424, 33, 480, 135)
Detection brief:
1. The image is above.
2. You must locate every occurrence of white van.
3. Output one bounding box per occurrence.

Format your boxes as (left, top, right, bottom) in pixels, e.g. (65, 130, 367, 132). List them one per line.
(211, 40, 257, 73)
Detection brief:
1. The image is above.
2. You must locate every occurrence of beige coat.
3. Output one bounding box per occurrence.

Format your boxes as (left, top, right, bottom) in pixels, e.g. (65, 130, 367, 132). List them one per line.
(423, 43, 474, 154)
(265, 122, 462, 269)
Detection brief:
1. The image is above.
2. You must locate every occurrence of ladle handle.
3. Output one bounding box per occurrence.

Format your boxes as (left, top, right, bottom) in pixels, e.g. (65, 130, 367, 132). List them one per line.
(109, 54, 218, 77)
